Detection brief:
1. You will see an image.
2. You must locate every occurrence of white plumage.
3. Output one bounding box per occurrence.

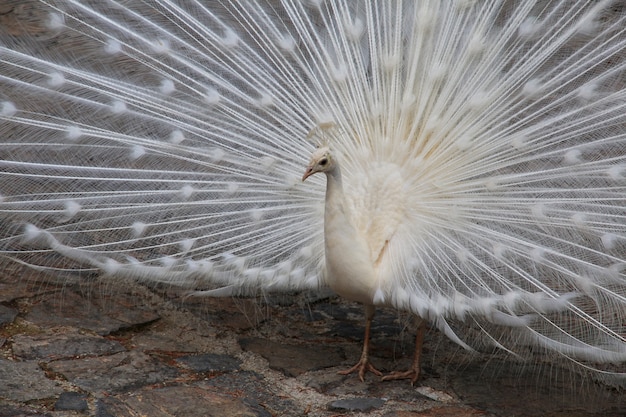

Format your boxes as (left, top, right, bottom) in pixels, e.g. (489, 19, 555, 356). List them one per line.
(0, 0, 625, 383)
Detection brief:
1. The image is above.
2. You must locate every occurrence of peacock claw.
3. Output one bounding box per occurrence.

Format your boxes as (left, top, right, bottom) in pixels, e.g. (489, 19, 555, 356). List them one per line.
(381, 369, 420, 385)
(338, 359, 383, 382)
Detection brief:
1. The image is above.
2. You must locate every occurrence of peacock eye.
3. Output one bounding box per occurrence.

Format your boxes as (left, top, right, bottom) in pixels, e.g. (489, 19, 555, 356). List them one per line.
(320, 158, 328, 166)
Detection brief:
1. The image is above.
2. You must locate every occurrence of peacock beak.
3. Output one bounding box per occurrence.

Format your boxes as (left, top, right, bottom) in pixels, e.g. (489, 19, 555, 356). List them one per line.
(302, 166, 314, 181)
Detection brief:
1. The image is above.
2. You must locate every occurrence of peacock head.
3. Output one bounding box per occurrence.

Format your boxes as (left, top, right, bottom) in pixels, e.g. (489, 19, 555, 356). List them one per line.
(302, 146, 335, 181)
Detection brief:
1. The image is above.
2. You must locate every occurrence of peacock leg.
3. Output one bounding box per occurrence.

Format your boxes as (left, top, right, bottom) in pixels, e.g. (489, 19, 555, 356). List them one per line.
(382, 317, 426, 385)
(338, 304, 383, 381)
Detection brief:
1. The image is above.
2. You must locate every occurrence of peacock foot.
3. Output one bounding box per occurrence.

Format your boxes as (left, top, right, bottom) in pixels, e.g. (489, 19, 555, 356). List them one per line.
(381, 368, 420, 385)
(338, 358, 383, 382)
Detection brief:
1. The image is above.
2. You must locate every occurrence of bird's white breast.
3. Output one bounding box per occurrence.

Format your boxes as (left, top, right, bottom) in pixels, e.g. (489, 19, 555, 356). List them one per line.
(324, 162, 408, 305)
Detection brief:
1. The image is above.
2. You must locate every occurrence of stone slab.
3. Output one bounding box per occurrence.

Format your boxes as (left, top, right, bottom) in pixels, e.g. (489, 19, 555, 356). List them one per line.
(24, 290, 159, 335)
(239, 337, 345, 377)
(12, 330, 125, 360)
(48, 350, 177, 393)
(0, 360, 63, 402)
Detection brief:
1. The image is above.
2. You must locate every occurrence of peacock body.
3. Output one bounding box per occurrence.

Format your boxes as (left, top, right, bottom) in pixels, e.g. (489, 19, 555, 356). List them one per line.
(0, 0, 625, 381)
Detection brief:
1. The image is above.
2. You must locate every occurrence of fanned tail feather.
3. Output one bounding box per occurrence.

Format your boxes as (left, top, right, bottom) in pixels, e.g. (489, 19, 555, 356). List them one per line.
(0, 0, 624, 379)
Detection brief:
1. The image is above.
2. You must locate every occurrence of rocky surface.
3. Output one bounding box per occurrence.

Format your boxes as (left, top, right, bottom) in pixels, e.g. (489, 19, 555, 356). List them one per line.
(0, 265, 624, 417)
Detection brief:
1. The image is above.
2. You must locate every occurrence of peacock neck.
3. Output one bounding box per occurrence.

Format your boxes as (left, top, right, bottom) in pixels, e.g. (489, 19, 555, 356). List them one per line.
(323, 163, 353, 248)
(324, 165, 345, 215)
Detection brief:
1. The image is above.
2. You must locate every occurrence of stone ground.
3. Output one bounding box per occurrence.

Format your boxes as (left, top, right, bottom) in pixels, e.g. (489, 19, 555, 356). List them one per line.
(1, 265, 624, 417)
